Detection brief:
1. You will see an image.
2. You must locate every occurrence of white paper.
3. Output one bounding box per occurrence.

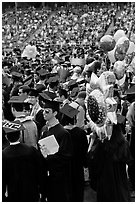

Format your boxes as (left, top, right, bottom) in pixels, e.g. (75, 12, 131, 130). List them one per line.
(38, 135, 59, 156)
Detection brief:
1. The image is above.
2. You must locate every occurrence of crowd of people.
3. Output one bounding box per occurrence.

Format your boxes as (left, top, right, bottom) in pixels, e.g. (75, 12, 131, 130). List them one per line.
(2, 5, 53, 50)
(2, 2, 135, 202)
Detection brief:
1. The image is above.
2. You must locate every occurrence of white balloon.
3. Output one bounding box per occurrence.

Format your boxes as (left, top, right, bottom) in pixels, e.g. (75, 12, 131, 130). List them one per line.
(21, 44, 37, 59)
(116, 36, 129, 45)
(114, 30, 126, 43)
(108, 48, 116, 63)
(127, 41, 135, 54)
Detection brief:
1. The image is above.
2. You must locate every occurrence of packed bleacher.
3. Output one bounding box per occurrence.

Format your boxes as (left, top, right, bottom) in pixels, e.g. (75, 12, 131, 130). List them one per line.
(2, 2, 135, 202)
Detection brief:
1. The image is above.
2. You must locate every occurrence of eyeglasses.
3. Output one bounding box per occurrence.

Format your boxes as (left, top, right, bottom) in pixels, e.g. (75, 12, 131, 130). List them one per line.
(43, 109, 51, 114)
(18, 91, 23, 95)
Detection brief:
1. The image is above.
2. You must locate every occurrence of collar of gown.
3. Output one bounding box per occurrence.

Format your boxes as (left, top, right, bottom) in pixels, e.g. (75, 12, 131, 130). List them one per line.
(46, 118, 59, 129)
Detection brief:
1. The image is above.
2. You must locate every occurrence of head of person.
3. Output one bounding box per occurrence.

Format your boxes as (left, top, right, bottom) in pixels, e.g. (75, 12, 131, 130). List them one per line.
(48, 76, 59, 92)
(28, 89, 39, 105)
(58, 88, 68, 102)
(9, 95, 32, 117)
(39, 92, 60, 122)
(76, 91, 86, 106)
(60, 104, 79, 127)
(113, 89, 121, 111)
(2, 120, 25, 143)
(18, 85, 30, 96)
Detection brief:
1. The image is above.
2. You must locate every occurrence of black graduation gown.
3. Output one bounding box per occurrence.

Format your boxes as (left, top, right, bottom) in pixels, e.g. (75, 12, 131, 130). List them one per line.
(2, 143, 47, 202)
(128, 126, 135, 190)
(94, 124, 132, 202)
(34, 109, 46, 138)
(67, 127, 88, 202)
(41, 123, 73, 202)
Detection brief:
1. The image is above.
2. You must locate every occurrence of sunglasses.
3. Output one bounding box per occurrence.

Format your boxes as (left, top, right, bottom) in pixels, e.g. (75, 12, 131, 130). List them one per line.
(43, 109, 51, 114)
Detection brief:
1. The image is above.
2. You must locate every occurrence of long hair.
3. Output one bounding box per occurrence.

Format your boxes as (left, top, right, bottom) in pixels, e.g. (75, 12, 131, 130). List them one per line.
(103, 124, 132, 163)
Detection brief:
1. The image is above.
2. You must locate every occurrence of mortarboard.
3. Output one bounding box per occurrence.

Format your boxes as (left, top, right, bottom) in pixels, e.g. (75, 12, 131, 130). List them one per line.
(47, 75, 59, 84)
(60, 104, 79, 118)
(24, 78, 33, 87)
(11, 71, 22, 80)
(28, 88, 39, 97)
(2, 120, 25, 134)
(125, 85, 135, 95)
(41, 91, 57, 100)
(23, 75, 32, 83)
(39, 92, 61, 111)
(37, 69, 49, 77)
(35, 84, 46, 92)
(8, 94, 29, 104)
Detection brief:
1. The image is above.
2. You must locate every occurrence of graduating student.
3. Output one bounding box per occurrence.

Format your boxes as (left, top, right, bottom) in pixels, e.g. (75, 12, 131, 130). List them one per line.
(38, 92, 73, 202)
(60, 104, 89, 201)
(28, 88, 46, 137)
(2, 120, 47, 202)
(9, 94, 38, 148)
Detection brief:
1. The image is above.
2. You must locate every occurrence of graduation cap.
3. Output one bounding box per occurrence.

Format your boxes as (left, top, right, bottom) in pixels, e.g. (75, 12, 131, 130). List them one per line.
(47, 75, 59, 84)
(67, 80, 78, 91)
(125, 85, 135, 95)
(24, 78, 33, 87)
(11, 71, 22, 81)
(35, 84, 46, 92)
(23, 75, 33, 84)
(60, 104, 79, 118)
(39, 92, 60, 111)
(2, 120, 25, 134)
(42, 91, 57, 100)
(28, 88, 39, 97)
(37, 69, 49, 77)
(8, 94, 29, 104)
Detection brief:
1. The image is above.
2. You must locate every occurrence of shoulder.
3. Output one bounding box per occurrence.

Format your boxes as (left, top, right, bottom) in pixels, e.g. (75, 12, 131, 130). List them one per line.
(54, 124, 70, 137)
(70, 127, 87, 136)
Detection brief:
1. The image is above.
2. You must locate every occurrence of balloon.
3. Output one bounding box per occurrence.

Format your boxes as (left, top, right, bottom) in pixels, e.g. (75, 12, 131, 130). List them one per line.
(116, 36, 129, 47)
(114, 29, 126, 43)
(113, 61, 125, 80)
(128, 56, 135, 74)
(114, 36, 130, 61)
(130, 32, 135, 43)
(127, 41, 135, 54)
(97, 71, 116, 94)
(87, 89, 107, 126)
(100, 35, 116, 52)
(107, 48, 116, 63)
(114, 50, 126, 61)
(21, 45, 37, 59)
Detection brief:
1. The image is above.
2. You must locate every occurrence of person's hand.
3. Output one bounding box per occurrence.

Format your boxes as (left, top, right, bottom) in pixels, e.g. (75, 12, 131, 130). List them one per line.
(40, 144, 49, 158)
(125, 121, 131, 134)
